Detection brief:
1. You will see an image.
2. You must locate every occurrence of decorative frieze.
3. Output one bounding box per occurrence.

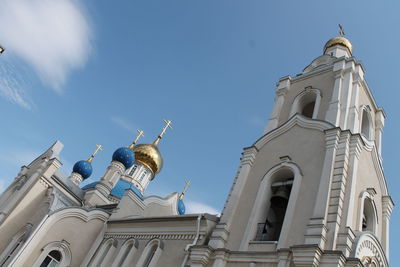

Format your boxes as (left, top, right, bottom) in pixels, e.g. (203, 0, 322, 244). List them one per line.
(104, 233, 202, 240)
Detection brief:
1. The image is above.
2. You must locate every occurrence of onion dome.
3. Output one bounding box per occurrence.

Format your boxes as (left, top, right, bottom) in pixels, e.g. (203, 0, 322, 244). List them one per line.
(112, 147, 135, 169)
(132, 144, 163, 174)
(324, 36, 352, 55)
(131, 120, 172, 174)
(73, 160, 93, 179)
(177, 199, 185, 215)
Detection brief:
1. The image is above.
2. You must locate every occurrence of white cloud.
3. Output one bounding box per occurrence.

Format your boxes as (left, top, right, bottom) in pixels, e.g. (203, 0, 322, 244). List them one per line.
(110, 117, 136, 132)
(186, 200, 220, 215)
(0, 0, 92, 92)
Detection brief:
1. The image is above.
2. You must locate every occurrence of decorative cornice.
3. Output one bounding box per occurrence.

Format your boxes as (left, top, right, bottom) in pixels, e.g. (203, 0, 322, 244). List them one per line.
(382, 196, 394, 218)
(104, 233, 201, 240)
(255, 114, 334, 150)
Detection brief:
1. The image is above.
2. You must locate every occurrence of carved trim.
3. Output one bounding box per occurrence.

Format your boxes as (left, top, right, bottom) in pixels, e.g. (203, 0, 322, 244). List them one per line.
(104, 233, 202, 240)
(254, 114, 334, 150)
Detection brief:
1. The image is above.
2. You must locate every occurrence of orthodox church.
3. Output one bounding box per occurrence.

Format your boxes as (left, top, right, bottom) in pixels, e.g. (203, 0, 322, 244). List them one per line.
(0, 34, 394, 267)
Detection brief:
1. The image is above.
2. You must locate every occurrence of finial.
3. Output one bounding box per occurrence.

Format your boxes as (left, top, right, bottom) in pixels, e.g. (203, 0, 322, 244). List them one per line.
(339, 24, 345, 36)
(128, 129, 144, 149)
(0, 45, 4, 54)
(87, 144, 102, 163)
(179, 180, 191, 200)
(153, 120, 173, 146)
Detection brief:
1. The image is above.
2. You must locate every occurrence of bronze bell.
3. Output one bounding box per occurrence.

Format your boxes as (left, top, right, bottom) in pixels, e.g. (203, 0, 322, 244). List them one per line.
(270, 185, 290, 208)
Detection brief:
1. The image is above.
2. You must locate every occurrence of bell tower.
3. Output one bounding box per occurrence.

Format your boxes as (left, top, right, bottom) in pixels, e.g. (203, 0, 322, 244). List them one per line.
(191, 33, 394, 267)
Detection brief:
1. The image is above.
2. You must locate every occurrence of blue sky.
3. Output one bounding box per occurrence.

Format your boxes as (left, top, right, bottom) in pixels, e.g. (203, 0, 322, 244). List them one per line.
(0, 0, 399, 263)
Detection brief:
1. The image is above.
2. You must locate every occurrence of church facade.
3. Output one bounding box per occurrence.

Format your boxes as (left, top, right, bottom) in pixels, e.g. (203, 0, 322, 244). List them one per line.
(0, 35, 393, 267)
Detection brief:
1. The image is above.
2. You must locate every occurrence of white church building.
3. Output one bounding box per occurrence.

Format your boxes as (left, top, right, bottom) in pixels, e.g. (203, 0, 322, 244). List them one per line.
(0, 34, 393, 267)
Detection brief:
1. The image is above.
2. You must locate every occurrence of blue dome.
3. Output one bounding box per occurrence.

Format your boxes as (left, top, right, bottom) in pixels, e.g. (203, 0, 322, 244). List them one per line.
(73, 160, 93, 179)
(177, 199, 186, 215)
(112, 147, 135, 169)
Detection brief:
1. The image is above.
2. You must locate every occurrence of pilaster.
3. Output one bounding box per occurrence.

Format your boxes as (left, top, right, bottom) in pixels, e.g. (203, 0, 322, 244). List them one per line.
(342, 135, 362, 230)
(346, 64, 363, 133)
(381, 195, 394, 258)
(319, 251, 346, 267)
(264, 77, 291, 134)
(325, 60, 345, 126)
(304, 128, 340, 248)
(375, 110, 385, 160)
(189, 246, 213, 267)
(325, 131, 351, 250)
(210, 146, 257, 249)
(291, 245, 322, 267)
(340, 61, 355, 129)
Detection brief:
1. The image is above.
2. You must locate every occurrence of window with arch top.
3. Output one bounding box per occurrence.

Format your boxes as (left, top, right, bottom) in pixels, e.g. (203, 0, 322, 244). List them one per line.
(136, 238, 163, 267)
(290, 88, 322, 119)
(255, 168, 294, 241)
(362, 197, 376, 233)
(113, 239, 138, 267)
(361, 108, 373, 140)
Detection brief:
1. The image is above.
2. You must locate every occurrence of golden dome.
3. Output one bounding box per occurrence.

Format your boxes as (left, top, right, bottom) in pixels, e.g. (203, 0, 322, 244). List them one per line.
(324, 36, 352, 55)
(132, 144, 163, 174)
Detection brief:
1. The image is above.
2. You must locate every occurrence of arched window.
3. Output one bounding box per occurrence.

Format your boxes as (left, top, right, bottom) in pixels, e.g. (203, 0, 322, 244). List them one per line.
(40, 250, 62, 267)
(255, 169, 293, 241)
(0, 224, 32, 266)
(136, 239, 163, 267)
(240, 161, 303, 250)
(301, 101, 315, 118)
(113, 239, 137, 267)
(32, 241, 71, 267)
(361, 108, 373, 140)
(290, 88, 322, 119)
(89, 238, 117, 267)
(362, 198, 376, 233)
(358, 190, 378, 235)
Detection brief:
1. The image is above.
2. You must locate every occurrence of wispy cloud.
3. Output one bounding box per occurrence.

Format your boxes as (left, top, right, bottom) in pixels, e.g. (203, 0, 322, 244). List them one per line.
(0, 149, 40, 167)
(0, 0, 92, 92)
(0, 62, 33, 109)
(110, 117, 136, 132)
(186, 200, 220, 215)
(249, 116, 265, 128)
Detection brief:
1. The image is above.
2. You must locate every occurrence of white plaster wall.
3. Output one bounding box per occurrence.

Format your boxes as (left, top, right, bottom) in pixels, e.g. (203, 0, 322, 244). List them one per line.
(225, 125, 326, 250)
(277, 71, 335, 126)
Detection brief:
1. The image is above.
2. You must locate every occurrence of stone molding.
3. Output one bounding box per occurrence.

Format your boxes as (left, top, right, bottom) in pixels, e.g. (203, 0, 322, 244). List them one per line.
(104, 233, 202, 240)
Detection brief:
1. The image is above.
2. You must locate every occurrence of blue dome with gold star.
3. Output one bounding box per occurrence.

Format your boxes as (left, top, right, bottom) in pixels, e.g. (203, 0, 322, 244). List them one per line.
(73, 160, 93, 179)
(112, 147, 135, 169)
(177, 199, 185, 215)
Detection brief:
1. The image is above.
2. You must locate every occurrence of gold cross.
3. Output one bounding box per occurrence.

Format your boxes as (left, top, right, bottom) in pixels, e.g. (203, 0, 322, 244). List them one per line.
(160, 120, 173, 138)
(154, 120, 173, 145)
(129, 129, 144, 149)
(339, 24, 345, 36)
(87, 144, 102, 163)
(179, 180, 191, 200)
